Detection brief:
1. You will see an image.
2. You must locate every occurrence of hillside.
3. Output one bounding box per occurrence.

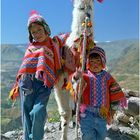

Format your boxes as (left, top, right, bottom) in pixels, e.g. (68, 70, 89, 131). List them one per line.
(109, 42, 139, 90)
(110, 41, 139, 74)
(97, 39, 139, 91)
(1, 44, 24, 61)
(1, 39, 139, 133)
(1, 45, 24, 101)
(1, 44, 24, 77)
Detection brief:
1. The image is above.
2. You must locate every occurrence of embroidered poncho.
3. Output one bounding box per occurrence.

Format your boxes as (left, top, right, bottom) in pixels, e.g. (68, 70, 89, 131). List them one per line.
(82, 70, 125, 107)
(73, 70, 125, 124)
(9, 37, 62, 100)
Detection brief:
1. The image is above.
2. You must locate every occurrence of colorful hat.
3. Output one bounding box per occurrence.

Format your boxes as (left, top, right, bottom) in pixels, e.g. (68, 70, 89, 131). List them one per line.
(88, 46, 106, 68)
(28, 10, 51, 36)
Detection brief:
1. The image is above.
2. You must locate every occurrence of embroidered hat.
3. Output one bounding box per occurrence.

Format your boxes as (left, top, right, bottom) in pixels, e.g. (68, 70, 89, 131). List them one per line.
(88, 46, 106, 68)
(28, 10, 51, 42)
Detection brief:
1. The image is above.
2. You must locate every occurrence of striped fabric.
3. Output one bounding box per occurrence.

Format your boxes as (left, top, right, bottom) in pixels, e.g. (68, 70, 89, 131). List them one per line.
(88, 46, 106, 68)
(71, 68, 126, 124)
(80, 69, 125, 123)
(88, 70, 111, 107)
(28, 10, 51, 36)
(53, 33, 80, 74)
(18, 39, 61, 87)
(56, 33, 70, 45)
(9, 37, 62, 100)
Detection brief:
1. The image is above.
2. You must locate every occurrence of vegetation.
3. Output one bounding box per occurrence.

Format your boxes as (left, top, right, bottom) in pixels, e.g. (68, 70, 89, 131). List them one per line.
(1, 39, 139, 133)
(48, 110, 60, 123)
(113, 74, 139, 91)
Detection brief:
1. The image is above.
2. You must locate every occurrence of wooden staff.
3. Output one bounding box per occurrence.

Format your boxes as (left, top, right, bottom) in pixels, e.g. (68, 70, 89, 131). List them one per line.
(75, 0, 103, 138)
(75, 15, 89, 140)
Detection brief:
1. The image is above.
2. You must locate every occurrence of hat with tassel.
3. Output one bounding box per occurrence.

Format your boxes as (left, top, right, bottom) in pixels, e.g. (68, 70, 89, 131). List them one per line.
(28, 10, 51, 42)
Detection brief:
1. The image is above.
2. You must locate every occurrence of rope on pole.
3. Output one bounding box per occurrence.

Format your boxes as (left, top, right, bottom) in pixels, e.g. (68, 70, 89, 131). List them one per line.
(75, 15, 89, 140)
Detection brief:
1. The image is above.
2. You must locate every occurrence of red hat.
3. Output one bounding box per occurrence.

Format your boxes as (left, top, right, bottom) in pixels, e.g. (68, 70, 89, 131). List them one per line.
(28, 10, 51, 36)
(88, 46, 106, 68)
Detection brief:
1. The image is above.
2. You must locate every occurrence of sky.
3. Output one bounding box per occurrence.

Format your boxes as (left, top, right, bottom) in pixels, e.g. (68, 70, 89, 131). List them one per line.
(1, 0, 139, 44)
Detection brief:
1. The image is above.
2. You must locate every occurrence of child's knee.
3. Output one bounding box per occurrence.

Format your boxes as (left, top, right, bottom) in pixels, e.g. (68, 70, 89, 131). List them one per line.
(30, 104, 46, 120)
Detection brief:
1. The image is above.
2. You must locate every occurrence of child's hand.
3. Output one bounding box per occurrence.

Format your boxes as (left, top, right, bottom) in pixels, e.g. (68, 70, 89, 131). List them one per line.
(74, 67, 82, 80)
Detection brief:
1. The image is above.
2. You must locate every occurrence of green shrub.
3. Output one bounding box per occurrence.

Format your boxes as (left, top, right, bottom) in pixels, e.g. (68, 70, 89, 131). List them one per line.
(48, 110, 60, 122)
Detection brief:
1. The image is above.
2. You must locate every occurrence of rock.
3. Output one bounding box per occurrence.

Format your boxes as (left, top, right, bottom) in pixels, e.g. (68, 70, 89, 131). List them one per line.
(45, 122, 60, 133)
(117, 112, 130, 124)
(122, 88, 130, 97)
(2, 123, 139, 140)
(106, 126, 138, 140)
(1, 134, 10, 140)
(127, 97, 139, 116)
(3, 116, 22, 133)
(2, 130, 23, 140)
(2, 94, 139, 140)
(127, 90, 139, 97)
(3, 131, 16, 138)
(119, 126, 139, 140)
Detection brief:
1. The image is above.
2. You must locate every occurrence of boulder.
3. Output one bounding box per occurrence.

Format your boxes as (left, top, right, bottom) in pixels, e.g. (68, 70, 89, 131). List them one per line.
(117, 113, 129, 124)
(127, 90, 139, 97)
(127, 97, 139, 116)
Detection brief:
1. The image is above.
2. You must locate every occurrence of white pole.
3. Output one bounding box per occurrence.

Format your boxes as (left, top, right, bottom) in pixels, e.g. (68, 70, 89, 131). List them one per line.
(75, 15, 89, 140)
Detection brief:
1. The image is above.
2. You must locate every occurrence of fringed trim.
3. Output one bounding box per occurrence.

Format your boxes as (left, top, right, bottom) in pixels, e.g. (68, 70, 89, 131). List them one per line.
(9, 83, 19, 101)
(119, 97, 128, 108)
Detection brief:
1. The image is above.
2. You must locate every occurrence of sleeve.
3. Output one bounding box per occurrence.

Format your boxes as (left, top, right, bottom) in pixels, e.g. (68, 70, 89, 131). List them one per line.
(53, 35, 64, 48)
(55, 33, 70, 46)
(23, 43, 33, 57)
(52, 37, 62, 72)
(109, 76, 125, 110)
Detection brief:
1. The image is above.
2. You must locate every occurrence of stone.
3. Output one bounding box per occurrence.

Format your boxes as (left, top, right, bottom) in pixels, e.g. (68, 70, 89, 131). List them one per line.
(127, 97, 139, 116)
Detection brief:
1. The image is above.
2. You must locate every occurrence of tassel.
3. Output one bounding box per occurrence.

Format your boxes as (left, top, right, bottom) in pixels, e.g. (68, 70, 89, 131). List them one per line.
(61, 78, 67, 89)
(43, 73, 48, 87)
(99, 106, 108, 119)
(30, 10, 39, 16)
(120, 97, 127, 108)
(9, 85, 19, 100)
(97, 0, 103, 3)
(65, 80, 72, 90)
(80, 104, 87, 113)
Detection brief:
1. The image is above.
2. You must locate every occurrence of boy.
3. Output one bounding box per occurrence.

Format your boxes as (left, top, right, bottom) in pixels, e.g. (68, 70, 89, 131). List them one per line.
(72, 46, 125, 140)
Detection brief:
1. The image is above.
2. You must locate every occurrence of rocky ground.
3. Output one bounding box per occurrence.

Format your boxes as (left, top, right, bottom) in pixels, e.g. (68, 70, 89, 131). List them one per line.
(1, 122, 139, 140)
(1, 89, 139, 140)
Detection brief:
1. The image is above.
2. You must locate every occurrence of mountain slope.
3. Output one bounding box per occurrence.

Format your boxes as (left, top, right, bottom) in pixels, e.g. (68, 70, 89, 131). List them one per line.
(97, 39, 139, 65)
(1, 39, 139, 133)
(1, 44, 24, 61)
(110, 41, 139, 74)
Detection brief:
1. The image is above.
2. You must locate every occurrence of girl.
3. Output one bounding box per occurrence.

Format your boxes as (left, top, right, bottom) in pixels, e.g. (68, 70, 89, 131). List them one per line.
(9, 11, 62, 140)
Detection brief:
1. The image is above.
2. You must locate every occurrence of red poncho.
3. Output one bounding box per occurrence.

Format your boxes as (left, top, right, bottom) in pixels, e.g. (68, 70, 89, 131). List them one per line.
(9, 37, 62, 100)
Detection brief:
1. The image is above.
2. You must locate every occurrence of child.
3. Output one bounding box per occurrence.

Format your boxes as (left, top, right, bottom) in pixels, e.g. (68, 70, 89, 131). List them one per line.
(72, 46, 126, 140)
(9, 11, 62, 140)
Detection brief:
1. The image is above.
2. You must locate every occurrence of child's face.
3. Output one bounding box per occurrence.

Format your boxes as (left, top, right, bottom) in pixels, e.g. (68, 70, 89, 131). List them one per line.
(89, 56, 103, 73)
(30, 23, 48, 42)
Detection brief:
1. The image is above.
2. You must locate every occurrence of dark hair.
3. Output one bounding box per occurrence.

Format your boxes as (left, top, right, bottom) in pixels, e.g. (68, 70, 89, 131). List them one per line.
(89, 53, 100, 59)
(28, 31, 34, 43)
